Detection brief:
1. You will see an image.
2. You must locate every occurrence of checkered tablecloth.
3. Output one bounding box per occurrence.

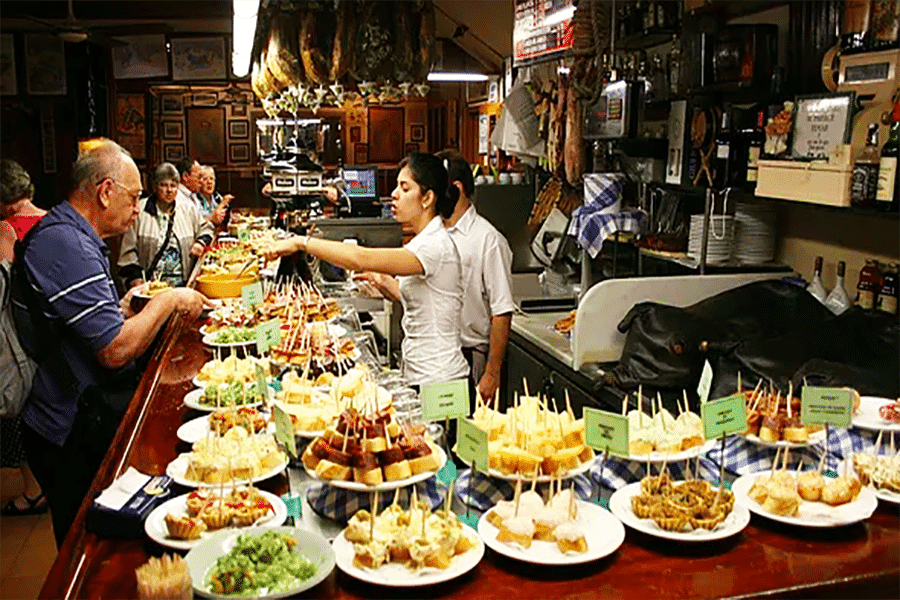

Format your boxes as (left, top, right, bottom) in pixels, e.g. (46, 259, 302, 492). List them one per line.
(306, 476, 446, 524)
(568, 173, 647, 258)
(454, 469, 593, 511)
(590, 454, 721, 491)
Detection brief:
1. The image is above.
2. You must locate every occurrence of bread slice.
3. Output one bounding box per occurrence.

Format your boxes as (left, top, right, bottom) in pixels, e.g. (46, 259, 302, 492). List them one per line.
(382, 459, 412, 482)
(353, 466, 384, 486)
(315, 459, 351, 481)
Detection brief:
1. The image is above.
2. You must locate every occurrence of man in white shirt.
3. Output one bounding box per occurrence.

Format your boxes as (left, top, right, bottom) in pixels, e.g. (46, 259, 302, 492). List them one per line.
(175, 157, 202, 207)
(439, 152, 515, 403)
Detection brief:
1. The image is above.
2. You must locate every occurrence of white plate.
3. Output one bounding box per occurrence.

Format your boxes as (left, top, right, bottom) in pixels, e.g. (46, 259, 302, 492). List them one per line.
(479, 500, 625, 565)
(475, 454, 595, 483)
(332, 522, 483, 587)
(852, 397, 900, 432)
(186, 526, 335, 599)
(166, 452, 289, 489)
(611, 439, 718, 464)
(304, 446, 448, 492)
(836, 458, 900, 505)
(144, 490, 287, 550)
(192, 374, 274, 390)
(183, 387, 270, 412)
(202, 331, 258, 348)
(176, 413, 276, 444)
(732, 471, 879, 527)
(740, 428, 827, 449)
(608, 481, 750, 542)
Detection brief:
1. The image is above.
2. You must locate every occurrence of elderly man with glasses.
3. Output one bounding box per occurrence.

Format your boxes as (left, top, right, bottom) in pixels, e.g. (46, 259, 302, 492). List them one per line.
(12, 141, 211, 547)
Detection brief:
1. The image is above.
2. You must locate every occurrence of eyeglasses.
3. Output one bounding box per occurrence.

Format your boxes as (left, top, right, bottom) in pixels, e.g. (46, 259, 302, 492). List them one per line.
(98, 178, 142, 206)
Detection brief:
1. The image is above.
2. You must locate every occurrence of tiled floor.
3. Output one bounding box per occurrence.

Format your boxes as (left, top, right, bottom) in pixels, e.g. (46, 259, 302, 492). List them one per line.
(1, 468, 57, 600)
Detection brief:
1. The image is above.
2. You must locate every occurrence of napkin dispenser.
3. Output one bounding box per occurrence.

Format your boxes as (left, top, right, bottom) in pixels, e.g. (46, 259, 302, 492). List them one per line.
(86, 474, 173, 539)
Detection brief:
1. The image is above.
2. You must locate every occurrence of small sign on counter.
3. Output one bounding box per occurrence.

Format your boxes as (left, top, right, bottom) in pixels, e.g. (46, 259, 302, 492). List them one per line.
(457, 419, 488, 471)
(421, 379, 470, 422)
(697, 360, 714, 404)
(801, 386, 853, 427)
(241, 281, 263, 307)
(255, 318, 281, 354)
(584, 408, 629, 456)
(701, 394, 747, 440)
(272, 404, 297, 458)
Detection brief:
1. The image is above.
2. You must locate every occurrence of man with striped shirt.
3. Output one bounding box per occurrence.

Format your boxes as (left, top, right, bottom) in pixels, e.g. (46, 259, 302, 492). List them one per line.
(13, 141, 210, 547)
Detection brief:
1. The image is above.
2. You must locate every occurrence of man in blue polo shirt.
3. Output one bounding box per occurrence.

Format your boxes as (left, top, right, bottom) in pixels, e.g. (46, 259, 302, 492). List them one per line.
(14, 141, 210, 547)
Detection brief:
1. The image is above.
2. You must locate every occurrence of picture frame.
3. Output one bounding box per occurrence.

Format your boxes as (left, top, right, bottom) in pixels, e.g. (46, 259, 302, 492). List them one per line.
(405, 142, 419, 154)
(191, 93, 218, 107)
(230, 103, 247, 117)
(354, 143, 368, 165)
(229, 143, 250, 163)
(161, 95, 184, 115)
(1, 34, 17, 96)
(410, 124, 424, 142)
(111, 35, 168, 79)
(791, 92, 856, 160)
(349, 126, 361, 143)
(367, 106, 404, 163)
(25, 34, 66, 96)
(115, 93, 146, 160)
(171, 37, 227, 81)
(228, 119, 249, 139)
(163, 143, 185, 162)
(187, 107, 225, 164)
(162, 120, 183, 140)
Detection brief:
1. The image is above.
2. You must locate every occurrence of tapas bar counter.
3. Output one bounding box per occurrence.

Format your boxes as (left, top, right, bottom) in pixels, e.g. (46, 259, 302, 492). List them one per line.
(39, 314, 900, 600)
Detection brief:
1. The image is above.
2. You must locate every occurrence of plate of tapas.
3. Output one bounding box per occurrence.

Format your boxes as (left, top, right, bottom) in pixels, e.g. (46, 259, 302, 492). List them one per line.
(176, 408, 275, 444)
(202, 328, 258, 348)
(300, 408, 447, 492)
(732, 455, 878, 528)
(739, 381, 826, 447)
(852, 397, 900, 433)
(332, 493, 484, 586)
(185, 527, 335, 599)
(839, 447, 900, 504)
(192, 355, 274, 389)
(166, 429, 289, 488)
(183, 382, 272, 412)
(479, 478, 625, 565)
(609, 477, 750, 542)
(144, 488, 287, 550)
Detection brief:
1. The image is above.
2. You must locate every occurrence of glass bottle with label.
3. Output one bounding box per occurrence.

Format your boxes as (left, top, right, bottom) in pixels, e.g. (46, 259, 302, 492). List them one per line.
(745, 110, 765, 191)
(856, 259, 883, 309)
(713, 109, 735, 189)
(851, 123, 881, 208)
(842, 0, 873, 53)
(876, 102, 899, 212)
(876, 263, 898, 315)
(808, 256, 829, 304)
(825, 261, 852, 315)
(870, 0, 900, 51)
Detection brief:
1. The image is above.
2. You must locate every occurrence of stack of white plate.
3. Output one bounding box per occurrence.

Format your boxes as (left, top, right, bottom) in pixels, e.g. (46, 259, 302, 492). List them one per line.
(688, 214, 734, 263)
(733, 202, 777, 264)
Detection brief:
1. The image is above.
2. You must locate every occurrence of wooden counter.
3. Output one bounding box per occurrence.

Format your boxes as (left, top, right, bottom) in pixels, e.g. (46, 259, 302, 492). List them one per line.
(39, 315, 900, 600)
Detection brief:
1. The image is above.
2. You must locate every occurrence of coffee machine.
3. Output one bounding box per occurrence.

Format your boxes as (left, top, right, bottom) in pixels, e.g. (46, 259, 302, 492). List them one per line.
(836, 48, 900, 155)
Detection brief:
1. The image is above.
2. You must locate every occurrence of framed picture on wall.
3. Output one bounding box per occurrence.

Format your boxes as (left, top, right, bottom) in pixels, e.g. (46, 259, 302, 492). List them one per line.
(230, 103, 247, 117)
(350, 126, 361, 143)
(171, 37, 227, 81)
(191, 93, 218, 107)
(163, 143, 184, 162)
(354, 143, 368, 165)
(367, 106, 404, 163)
(111, 35, 168, 79)
(161, 95, 184, 115)
(115, 93, 146, 160)
(228, 120, 249, 139)
(187, 107, 225, 164)
(25, 34, 66, 95)
(410, 124, 424, 142)
(162, 120, 183, 140)
(229, 143, 250, 163)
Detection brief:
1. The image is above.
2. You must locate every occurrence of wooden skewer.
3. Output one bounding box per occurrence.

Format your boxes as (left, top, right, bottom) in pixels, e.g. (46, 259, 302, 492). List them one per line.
(565, 389, 574, 420)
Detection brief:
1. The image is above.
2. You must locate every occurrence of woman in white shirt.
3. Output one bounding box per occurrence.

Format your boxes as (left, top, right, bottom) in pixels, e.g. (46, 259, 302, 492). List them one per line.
(262, 152, 468, 386)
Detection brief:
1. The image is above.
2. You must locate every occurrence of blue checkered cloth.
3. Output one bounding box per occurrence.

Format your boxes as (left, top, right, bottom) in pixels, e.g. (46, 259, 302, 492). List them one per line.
(590, 454, 721, 491)
(306, 477, 447, 524)
(568, 173, 646, 258)
(454, 469, 593, 511)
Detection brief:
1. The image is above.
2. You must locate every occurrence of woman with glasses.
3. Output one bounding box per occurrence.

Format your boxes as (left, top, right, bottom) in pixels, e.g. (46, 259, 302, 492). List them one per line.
(118, 162, 215, 289)
(196, 165, 232, 227)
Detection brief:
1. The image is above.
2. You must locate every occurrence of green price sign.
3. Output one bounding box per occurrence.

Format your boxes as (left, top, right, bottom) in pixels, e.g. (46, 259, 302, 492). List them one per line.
(456, 418, 488, 471)
(697, 359, 714, 404)
(241, 281, 263, 308)
(801, 386, 852, 427)
(239, 230, 249, 241)
(272, 404, 297, 458)
(255, 319, 281, 354)
(584, 408, 629, 455)
(420, 379, 470, 422)
(255, 364, 268, 401)
(701, 394, 748, 439)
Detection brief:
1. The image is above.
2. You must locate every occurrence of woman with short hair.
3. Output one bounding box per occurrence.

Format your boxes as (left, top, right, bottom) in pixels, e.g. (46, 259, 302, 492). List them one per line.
(196, 164, 232, 226)
(118, 162, 215, 288)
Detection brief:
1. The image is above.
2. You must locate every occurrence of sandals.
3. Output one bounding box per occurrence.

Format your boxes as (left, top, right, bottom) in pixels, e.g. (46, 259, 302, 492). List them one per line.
(1, 492, 49, 516)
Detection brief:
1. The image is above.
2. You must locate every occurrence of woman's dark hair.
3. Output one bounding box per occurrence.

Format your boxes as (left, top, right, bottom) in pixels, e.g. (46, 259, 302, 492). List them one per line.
(435, 150, 474, 198)
(0, 159, 34, 205)
(399, 151, 459, 219)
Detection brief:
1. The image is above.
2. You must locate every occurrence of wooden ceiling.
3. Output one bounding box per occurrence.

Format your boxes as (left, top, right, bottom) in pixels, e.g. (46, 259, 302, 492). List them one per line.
(0, 0, 513, 71)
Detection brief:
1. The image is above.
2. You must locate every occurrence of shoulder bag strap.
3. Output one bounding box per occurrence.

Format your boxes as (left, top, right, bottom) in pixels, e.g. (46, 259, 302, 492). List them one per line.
(144, 207, 176, 281)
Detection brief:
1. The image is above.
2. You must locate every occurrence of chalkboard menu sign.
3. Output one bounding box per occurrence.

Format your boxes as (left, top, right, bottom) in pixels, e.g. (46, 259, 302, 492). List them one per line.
(791, 93, 856, 160)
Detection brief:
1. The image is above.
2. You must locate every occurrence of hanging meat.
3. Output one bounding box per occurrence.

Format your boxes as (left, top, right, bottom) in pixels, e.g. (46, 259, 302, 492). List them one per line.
(393, 1, 416, 82)
(330, 0, 357, 82)
(416, 1, 436, 81)
(564, 88, 586, 186)
(299, 8, 330, 85)
(265, 14, 302, 90)
(251, 54, 268, 99)
(351, 1, 395, 82)
(547, 74, 568, 178)
(259, 45, 284, 94)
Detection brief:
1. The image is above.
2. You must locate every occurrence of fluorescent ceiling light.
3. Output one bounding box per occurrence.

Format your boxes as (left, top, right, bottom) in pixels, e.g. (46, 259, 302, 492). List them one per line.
(232, 0, 259, 77)
(233, 0, 259, 19)
(543, 6, 575, 27)
(427, 72, 489, 82)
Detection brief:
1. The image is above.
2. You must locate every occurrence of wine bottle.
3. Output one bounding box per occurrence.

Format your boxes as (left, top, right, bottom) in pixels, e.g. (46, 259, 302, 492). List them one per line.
(745, 110, 766, 191)
(842, 0, 873, 54)
(876, 263, 898, 315)
(825, 261, 852, 315)
(808, 256, 829, 304)
(856, 259, 882, 309)
(713, 109, 735, 189)
(851, 123, 881, 208)
(876, 102, 899, 212)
